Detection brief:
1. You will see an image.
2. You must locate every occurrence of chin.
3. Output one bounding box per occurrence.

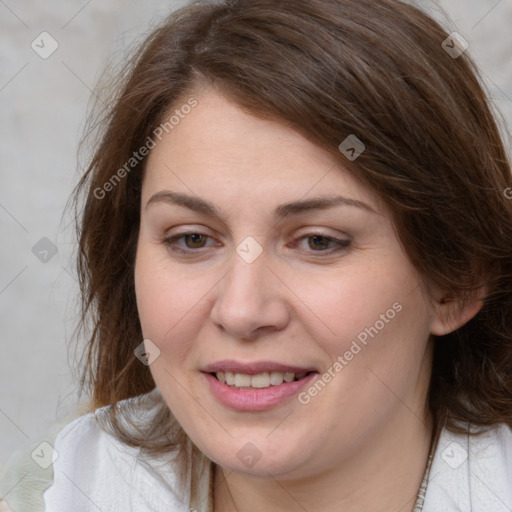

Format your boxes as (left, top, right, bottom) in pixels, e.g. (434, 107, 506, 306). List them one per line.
(197, 432, 315, 479)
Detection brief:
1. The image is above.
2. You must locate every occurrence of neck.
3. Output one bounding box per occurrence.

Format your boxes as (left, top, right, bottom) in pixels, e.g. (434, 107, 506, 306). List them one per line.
(213, 409, 434, 512)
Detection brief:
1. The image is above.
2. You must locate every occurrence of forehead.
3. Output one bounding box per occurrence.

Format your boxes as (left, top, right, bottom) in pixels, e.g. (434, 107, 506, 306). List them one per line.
(142, 89, 384, 215)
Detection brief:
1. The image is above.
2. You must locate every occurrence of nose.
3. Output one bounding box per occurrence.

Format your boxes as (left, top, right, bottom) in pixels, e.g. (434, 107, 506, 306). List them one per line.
(209, 251, 290, 341)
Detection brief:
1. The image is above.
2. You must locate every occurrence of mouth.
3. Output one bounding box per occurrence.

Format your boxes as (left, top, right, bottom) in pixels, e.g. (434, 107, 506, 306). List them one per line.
(202, 360, 318, 390)
(210, 370, 315, 389)
(201, 361, 319, 411)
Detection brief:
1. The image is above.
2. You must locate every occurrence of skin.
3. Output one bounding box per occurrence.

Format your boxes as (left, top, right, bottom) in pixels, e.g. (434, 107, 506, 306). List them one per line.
(135, 88, 482, 511)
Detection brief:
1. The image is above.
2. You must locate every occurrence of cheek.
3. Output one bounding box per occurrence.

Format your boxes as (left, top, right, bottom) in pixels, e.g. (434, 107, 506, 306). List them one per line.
(287, 262, 412, 354)
(291, 258, 431, 401)
(134, 245, 218, 362)
(134, 247, 186, 347)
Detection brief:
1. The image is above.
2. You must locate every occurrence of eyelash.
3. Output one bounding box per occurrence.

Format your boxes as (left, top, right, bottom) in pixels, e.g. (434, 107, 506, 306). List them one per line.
(162, 232, 351, 255)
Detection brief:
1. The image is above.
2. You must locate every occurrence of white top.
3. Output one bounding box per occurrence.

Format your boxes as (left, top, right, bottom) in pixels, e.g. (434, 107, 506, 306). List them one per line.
(424, 424, 512, 510)
(42, 396, 213, 512)
(2, 391, 512, 511)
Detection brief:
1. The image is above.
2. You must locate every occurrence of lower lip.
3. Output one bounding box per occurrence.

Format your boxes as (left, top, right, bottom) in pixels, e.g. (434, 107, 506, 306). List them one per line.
(203, 372, 318, 411)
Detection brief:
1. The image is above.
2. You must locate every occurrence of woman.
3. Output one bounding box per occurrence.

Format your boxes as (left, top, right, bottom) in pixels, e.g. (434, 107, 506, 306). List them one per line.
(3, 0, 512, 510)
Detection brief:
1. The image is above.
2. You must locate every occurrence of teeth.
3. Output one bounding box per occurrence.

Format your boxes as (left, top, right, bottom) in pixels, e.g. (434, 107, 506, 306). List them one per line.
(269, 371, 284, 385)
(214, 371, 309, 388)
(234, 373, 251, 387)
(283, 372, 295, 383)
(251, 373, 271, 388)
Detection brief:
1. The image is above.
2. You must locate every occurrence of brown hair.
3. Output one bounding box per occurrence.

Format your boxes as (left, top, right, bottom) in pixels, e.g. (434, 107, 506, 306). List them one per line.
(74, 0, 512, 464)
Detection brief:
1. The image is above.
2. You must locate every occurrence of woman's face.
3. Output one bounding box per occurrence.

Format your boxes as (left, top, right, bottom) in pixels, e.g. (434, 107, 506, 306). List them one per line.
(135, 89, 437, 479)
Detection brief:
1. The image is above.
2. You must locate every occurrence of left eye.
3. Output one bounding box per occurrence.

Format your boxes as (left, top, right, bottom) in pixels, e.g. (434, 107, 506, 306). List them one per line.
(293, 234, 351, 253)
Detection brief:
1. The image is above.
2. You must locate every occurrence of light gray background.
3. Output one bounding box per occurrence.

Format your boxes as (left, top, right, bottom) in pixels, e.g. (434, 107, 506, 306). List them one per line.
(1, 0, 511, 474)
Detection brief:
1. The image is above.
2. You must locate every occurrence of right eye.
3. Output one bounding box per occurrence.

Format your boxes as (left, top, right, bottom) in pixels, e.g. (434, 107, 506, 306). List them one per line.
(162, 232, 220, 254)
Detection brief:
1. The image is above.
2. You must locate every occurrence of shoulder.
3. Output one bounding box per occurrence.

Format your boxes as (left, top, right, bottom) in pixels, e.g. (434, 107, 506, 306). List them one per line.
(0, 391, 203, 512)
(424, 423, 512, 512)
(43, 393, 195, 512)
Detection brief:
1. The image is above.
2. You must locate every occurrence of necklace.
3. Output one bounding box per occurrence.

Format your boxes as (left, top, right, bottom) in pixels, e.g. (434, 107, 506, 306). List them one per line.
(412, 444, 434, 511)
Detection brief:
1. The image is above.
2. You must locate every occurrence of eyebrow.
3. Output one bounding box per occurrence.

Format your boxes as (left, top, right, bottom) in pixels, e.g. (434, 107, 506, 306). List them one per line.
(145, 191, 377, 218)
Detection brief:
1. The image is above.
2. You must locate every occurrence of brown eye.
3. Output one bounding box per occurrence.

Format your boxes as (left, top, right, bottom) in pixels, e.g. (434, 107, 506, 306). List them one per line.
(293, 234, 351, 253)
(308, 235, 331, 250)
(162, 231, 219, 255)
(183, 233, 207, 248)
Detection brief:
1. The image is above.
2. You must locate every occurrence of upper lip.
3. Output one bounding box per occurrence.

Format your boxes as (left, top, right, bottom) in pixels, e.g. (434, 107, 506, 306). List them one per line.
(202, 360, 318, 375)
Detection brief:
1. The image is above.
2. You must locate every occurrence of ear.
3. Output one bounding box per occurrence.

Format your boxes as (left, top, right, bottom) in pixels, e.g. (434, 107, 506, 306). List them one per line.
(429, 287, 486, 336)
